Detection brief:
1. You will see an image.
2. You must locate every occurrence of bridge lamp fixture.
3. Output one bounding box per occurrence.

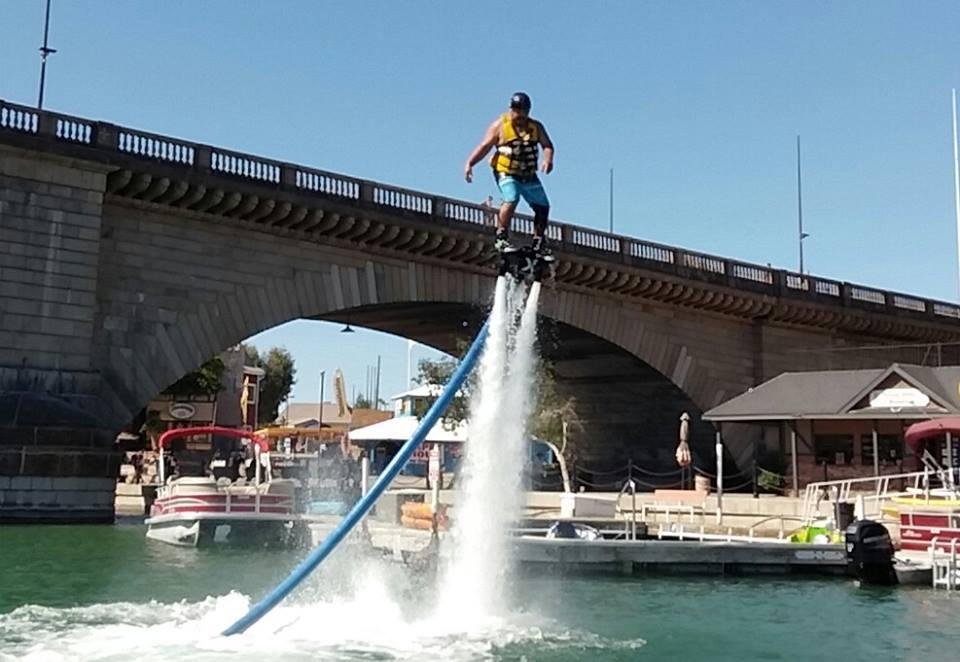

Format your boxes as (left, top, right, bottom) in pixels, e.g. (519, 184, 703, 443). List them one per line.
(340, 324, 355, 334)
(37, 0, 57, 109)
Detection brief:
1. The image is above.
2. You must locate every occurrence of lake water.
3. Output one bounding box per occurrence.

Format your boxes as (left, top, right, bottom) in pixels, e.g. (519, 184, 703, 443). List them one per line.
(2, 521, 958, 661)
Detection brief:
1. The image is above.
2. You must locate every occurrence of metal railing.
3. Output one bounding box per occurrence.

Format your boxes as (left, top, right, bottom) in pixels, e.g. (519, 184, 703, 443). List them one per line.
(617, 478, 638, 540)
(800, 470, 930, 523)
(2, 96, 959, 322)
(654, 523, 796, 544)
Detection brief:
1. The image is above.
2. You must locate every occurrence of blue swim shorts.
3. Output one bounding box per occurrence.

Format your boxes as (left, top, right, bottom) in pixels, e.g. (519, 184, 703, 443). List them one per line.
(495, 174, 550, 208)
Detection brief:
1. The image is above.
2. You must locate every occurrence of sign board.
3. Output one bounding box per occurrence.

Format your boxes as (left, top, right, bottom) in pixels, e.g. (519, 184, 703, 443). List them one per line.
(169, 402, 197, 420)
(428, 444, 441, 484)
(869, 387, 930, 409)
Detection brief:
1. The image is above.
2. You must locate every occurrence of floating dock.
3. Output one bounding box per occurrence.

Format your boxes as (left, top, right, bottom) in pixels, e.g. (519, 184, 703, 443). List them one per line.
(513, 537, 847, 576)
(310, 515, 849, 578)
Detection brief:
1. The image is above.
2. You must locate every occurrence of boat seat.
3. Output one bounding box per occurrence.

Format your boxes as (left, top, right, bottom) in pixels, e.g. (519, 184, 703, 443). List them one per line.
(220, 479, 297, 498)
(167, 477, 220, 497)
(264, 478, 298, 496)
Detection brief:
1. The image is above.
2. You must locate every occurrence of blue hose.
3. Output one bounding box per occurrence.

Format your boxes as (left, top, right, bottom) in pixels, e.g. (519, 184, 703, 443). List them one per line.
(222, 319, 490, 636)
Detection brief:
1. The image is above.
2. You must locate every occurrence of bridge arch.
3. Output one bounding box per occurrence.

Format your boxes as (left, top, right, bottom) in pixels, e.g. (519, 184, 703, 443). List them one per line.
(101, 247, 732, 473)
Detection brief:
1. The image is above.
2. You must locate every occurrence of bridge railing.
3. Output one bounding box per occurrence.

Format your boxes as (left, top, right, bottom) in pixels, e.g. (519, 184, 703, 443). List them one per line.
(3, 97, 959, 323)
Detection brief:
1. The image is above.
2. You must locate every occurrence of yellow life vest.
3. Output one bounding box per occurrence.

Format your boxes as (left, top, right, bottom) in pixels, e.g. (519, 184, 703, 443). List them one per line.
(491, 113, 540, 178)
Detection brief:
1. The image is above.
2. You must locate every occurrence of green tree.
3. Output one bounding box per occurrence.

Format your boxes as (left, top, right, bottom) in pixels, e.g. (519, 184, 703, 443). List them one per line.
(414, 349, 473, 429)
(163, 356, 226, 398)
(415, 347, 581, 488)
(351, 394, 387, 410)
(244, 345, 297, 425)
(353, 394, 372, 409)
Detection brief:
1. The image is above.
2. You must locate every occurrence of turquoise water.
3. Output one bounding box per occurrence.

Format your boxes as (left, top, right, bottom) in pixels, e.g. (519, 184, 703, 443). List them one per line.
(2, 521, 959, 661)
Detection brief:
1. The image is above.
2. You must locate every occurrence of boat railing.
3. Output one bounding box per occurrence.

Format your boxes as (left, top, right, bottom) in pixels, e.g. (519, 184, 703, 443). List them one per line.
(919, 450, 957, 491)
(801, 470, 933, 524)
(746, 514, 808, 540)
(156, 460, 291, 516)
(655, 522, 797, 544)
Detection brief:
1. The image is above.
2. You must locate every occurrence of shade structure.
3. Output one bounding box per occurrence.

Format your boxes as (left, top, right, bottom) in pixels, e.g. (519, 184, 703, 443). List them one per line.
(904, 417, 960, 452)
(675, 412, 692, 467)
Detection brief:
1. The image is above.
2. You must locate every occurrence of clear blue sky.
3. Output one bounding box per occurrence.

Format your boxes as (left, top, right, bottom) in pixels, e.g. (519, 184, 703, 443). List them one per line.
(3, 1, 959, 405)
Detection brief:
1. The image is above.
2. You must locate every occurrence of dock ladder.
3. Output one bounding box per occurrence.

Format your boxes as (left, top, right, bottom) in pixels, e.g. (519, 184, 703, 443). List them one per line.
(931, 538, 959, 590)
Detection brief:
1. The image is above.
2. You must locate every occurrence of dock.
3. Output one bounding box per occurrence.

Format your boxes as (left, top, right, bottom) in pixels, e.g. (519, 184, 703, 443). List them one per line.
(304, 514, 848, 577)
(512, 536, 847, 576)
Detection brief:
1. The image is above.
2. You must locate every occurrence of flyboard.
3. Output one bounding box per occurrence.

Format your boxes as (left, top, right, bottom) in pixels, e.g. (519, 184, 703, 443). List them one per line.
(221, 238, 546, 636)
(497, 242, 555, 283)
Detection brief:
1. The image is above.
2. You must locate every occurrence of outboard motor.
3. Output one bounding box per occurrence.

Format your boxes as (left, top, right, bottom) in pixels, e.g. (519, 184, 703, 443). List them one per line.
(845, 519, 897, 585)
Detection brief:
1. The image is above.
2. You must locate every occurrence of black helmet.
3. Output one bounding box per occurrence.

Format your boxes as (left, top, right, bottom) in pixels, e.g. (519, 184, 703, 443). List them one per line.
(510, 92, 531, 111)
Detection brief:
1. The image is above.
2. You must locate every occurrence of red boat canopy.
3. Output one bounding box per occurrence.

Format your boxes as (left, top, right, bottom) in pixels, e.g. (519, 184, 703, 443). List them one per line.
(904, 417, 960, 452)
(157, 426, 269, 453)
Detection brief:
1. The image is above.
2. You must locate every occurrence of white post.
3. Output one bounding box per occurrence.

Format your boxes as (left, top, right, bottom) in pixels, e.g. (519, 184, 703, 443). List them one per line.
(715, 430, 724, 525)
(791, 427, 799, 498)
(361, 455, 370, 497)
(872, 425, 880, 482)
(254, 444, 262, 512)
(430, 474, 441, 538)
(947, 432, 955, 490)
(952, 88, 960, 302)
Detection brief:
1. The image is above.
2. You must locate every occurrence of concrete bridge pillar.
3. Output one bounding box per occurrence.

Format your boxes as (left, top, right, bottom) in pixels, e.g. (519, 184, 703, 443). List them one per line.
(0, 144, 120, 523)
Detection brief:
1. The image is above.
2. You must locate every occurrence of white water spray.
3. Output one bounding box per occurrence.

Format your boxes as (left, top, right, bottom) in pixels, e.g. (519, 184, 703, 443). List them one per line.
(440, 278, 542, 620)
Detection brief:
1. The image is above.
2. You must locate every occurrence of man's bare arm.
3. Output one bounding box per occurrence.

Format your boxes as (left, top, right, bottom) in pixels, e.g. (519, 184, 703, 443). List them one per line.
(538, 122, 554, 174)
(464, 119, 500, 182)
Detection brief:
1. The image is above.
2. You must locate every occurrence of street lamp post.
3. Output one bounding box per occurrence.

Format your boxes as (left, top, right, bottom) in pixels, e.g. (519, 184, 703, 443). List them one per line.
(317, 370, 326, 437)
(608, 167, 614, 233)
(796, 135, 810, 274)
(37, 0, 57, 109)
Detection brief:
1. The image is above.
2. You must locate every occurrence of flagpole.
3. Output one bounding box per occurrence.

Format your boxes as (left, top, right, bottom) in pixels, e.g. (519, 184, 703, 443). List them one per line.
(952, 88, 960, 302)
(609, 167, 614, 233)
(797, 135, 808, 274)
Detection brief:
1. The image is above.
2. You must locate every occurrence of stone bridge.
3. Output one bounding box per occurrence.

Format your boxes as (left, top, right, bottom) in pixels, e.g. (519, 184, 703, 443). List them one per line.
(2, 98, 959, 520)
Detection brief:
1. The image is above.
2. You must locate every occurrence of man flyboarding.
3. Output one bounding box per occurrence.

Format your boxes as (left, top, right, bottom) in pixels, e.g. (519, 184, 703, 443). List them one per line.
(464, 92, 555, 262)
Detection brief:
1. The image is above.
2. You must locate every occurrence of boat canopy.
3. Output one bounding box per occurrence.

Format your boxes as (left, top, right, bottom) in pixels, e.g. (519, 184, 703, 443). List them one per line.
(254, 426, 325, 439)
(904, 417, 960, 451)
(157, 426, 269, 453)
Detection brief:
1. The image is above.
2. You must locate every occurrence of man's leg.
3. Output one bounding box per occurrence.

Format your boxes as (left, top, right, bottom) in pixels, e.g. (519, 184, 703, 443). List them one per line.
(497, 201, 518, 233)
(519, 178, 551, 252)
(530, 204, 549, 252)
(494, 175, 520, 251)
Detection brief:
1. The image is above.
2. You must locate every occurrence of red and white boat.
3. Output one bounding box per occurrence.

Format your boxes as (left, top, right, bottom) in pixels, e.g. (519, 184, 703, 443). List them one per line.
(145, 426, 306, 547)
(893, 418, 960, 554)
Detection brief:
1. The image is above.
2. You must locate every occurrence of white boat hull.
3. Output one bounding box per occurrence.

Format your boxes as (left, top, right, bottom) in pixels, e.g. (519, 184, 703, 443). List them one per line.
(145, 512, 310, 548)
(145, 519, 201, 547)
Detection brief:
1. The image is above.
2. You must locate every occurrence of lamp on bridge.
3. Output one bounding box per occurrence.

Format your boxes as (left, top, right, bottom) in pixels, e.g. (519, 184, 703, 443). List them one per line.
(37, 0, 57, 109)
(340, 324, 355, 333)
